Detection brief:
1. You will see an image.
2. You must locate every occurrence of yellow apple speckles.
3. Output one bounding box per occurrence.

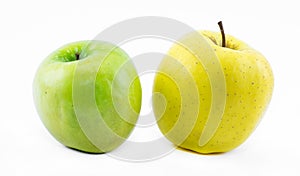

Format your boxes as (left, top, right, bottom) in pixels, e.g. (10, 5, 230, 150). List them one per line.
(153, 29, 274, 154)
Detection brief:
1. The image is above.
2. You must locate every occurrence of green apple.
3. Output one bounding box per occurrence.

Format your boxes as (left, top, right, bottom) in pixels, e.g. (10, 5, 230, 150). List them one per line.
(153, 22, 274, 154)
(33, 41, 141, 153)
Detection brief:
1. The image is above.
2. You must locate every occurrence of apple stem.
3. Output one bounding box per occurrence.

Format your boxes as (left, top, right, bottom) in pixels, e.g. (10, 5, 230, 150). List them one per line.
(218, 21, 226, 47)
(75, 53, 80, 60)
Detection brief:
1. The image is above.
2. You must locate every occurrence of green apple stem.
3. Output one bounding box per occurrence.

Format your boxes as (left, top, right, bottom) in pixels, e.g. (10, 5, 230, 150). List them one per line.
(218, 21, 226, 47)
(75, 53, 80, 60)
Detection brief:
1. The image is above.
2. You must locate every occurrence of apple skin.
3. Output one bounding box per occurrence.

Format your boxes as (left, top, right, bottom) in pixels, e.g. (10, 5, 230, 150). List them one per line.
(153, 31, 274, 154)
(33, 41, 141, 153)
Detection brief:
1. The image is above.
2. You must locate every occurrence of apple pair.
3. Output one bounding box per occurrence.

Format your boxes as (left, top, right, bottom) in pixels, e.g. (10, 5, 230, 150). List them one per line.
(33, 22, 273, 154)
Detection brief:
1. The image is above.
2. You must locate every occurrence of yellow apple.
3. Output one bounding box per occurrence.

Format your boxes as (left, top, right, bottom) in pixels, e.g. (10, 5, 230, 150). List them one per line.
(152, 23, 274, 154)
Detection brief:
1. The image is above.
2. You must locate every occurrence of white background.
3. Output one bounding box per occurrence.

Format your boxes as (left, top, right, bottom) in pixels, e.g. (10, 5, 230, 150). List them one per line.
(1, 0, 300, 175)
